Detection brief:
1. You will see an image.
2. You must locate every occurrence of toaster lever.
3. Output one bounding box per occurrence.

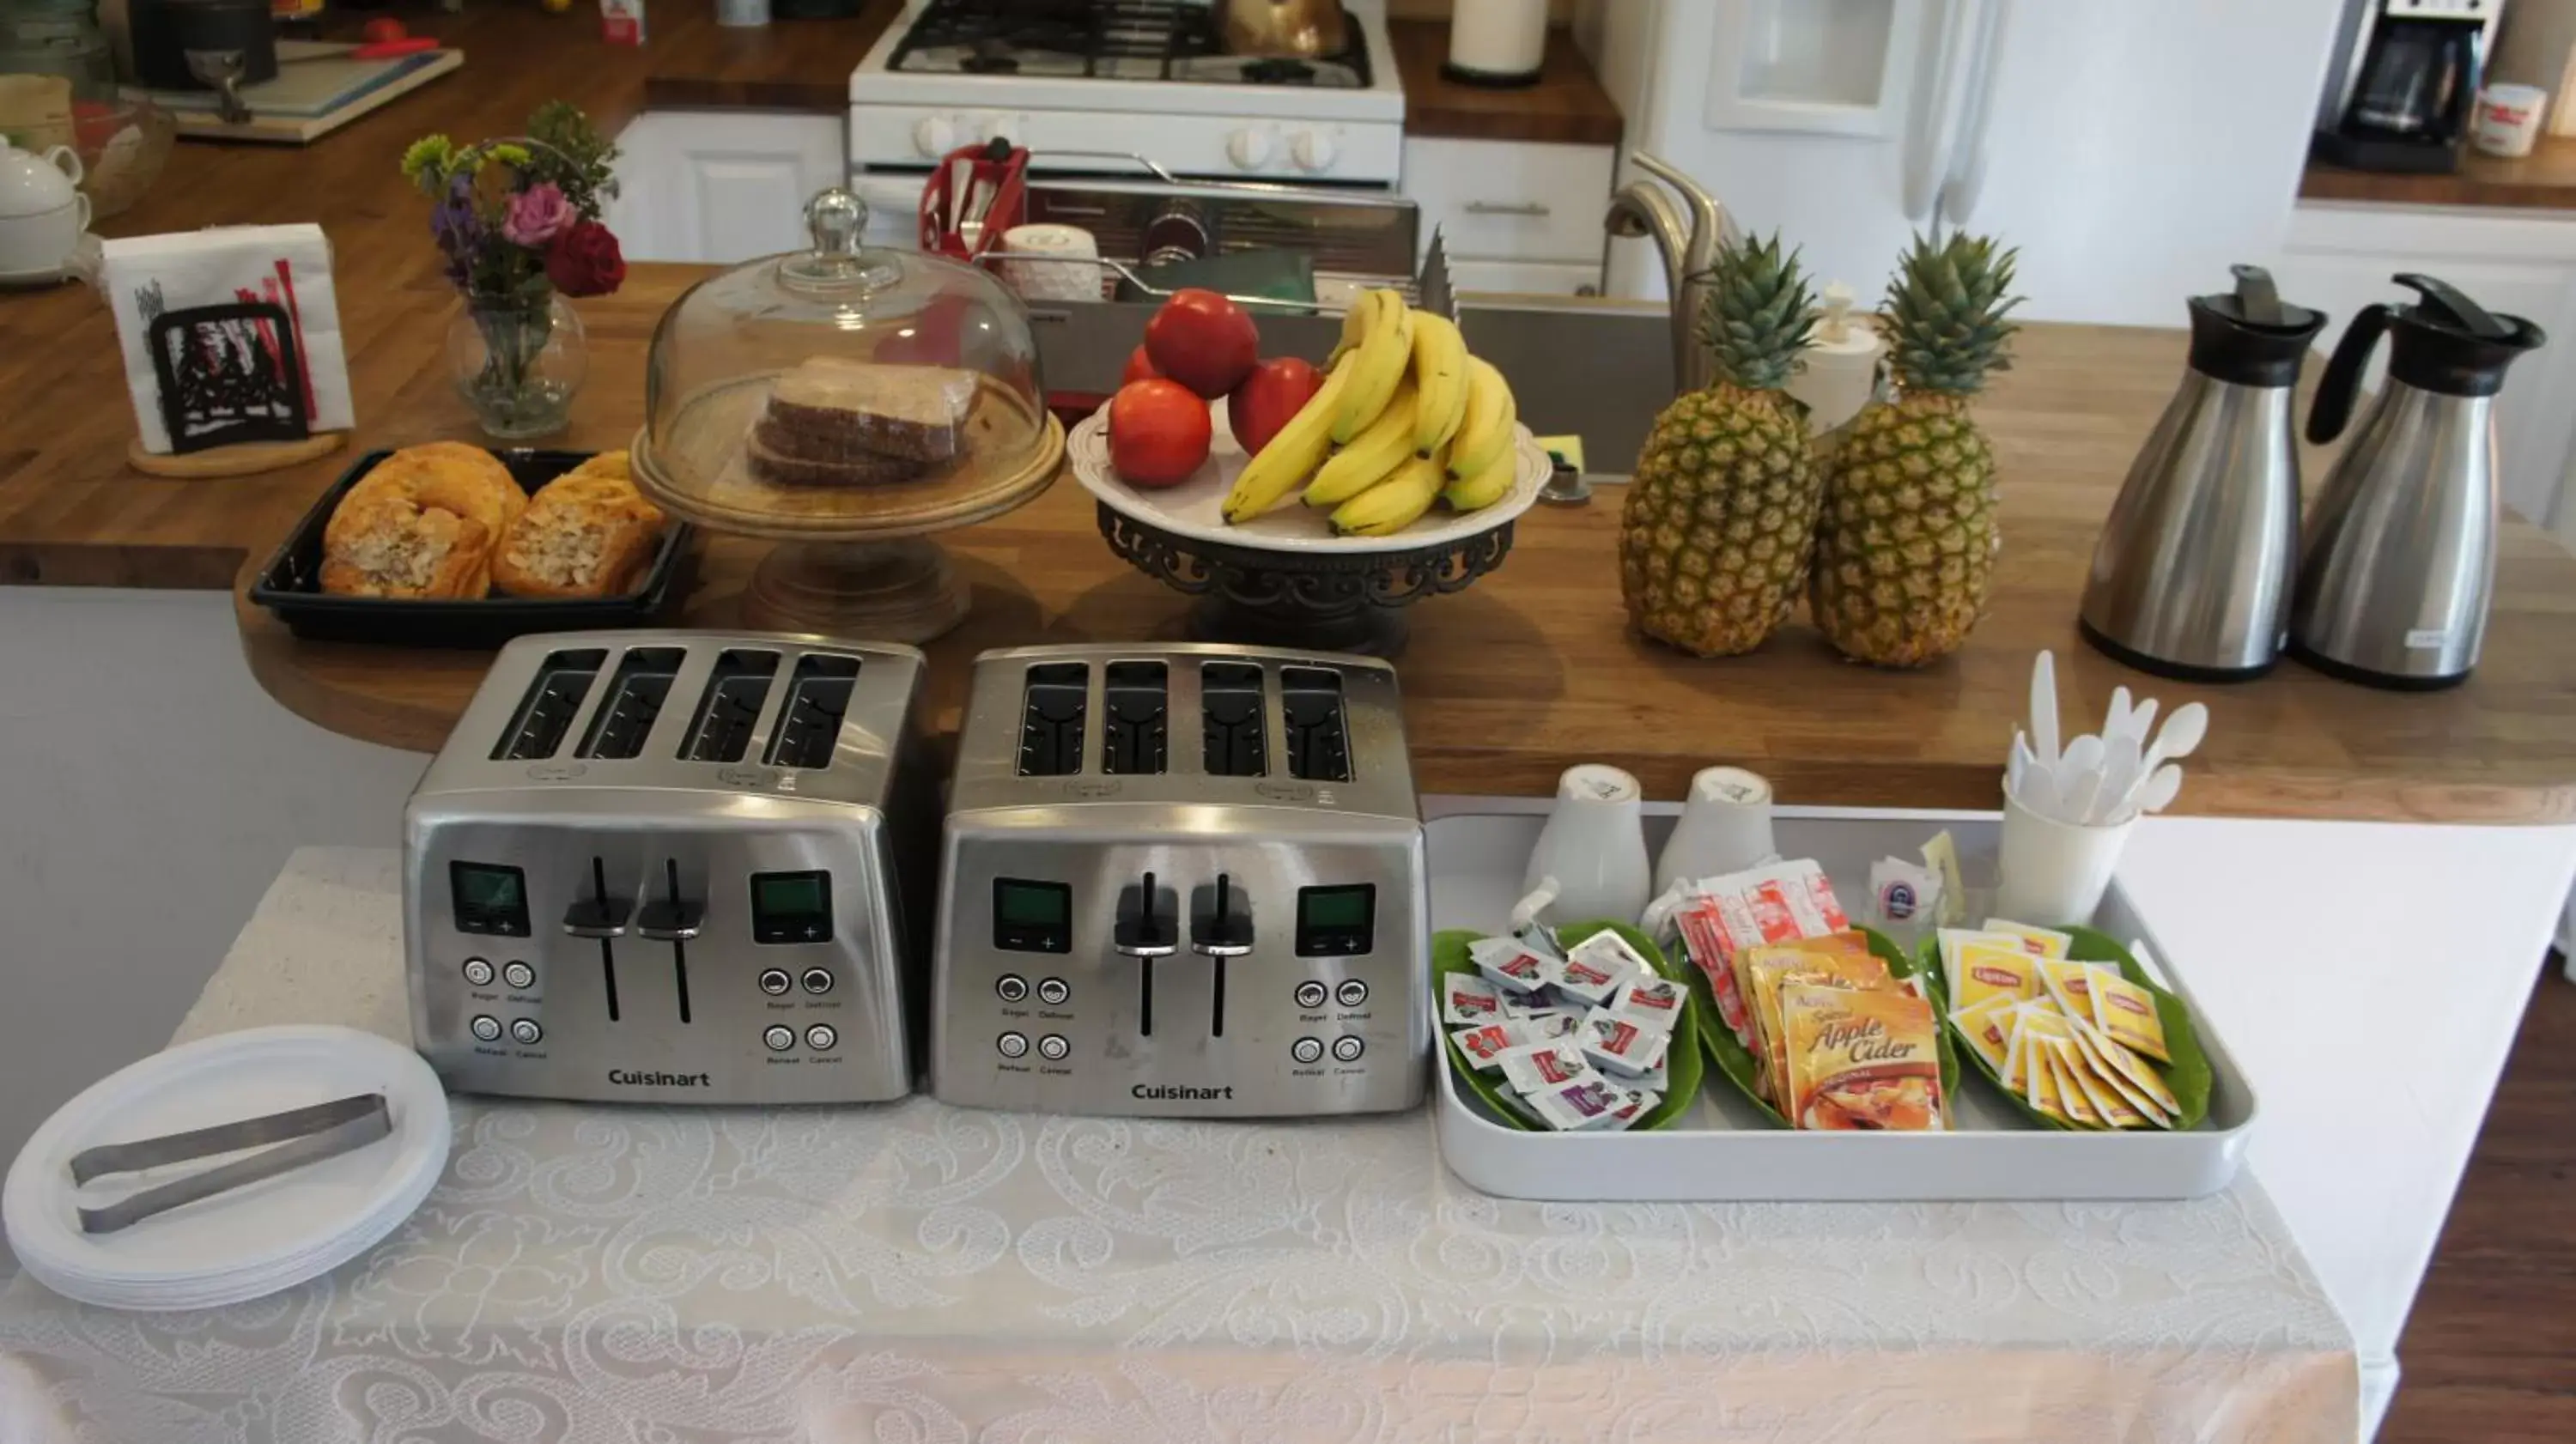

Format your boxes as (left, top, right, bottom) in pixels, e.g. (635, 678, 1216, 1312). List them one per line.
(562, 897, 632, 939)
(1189, 874, 1254, 958)
(636, 900, 703, 943)
(1112, 870, 1176, 957)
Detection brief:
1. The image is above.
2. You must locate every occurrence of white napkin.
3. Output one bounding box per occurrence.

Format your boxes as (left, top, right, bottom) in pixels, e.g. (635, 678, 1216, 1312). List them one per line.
(100, 225, 353, 454)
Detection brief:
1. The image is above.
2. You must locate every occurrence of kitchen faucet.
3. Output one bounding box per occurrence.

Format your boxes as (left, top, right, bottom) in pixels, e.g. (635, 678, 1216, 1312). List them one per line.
(1605, 152, 1729, 395)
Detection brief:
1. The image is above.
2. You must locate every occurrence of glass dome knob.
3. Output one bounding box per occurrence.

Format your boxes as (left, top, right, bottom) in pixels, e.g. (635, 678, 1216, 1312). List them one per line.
(781, 188, 894, 294)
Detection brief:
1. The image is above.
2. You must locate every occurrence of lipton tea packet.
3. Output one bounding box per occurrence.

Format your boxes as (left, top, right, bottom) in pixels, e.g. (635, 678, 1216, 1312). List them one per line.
(1951, 942, 2041, 1012)
(2069, 1016, 2181, 1123)
(1747, 945, 1898, 1109)
(2086, 971, 2172, 1063)
(2037, 957, 2112, 1018)
(2000, 1002, 2075, 1094)
(2023, 1033, 2071, 1121)
(1949, 993, 2016, 1072)
(2040, 1039, 2099, 1126)
(1938, 928, 2032, 998)
(1779, 982, 1947, 1132)
(1982, 919, 2074, 960)
(2055, 1037, 2154, 1129)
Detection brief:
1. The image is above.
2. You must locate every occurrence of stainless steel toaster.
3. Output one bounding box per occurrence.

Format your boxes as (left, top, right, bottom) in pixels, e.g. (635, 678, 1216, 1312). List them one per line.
(404, 630, 936, 1105)
(931, 644, 1430, 1118)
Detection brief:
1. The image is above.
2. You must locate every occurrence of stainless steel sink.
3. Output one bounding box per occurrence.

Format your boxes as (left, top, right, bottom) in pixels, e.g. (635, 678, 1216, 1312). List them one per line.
(1030, 293, 1677, 482)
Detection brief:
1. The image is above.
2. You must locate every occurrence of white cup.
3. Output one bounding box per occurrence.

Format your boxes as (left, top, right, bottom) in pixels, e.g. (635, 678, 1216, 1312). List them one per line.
(2474, 83, 2549, 158)
(997, 223, 1103, 303)
(1994, 792, 2136, 927)
(1652, 765, 1777, 897)
(1522, 764, 1652, 930)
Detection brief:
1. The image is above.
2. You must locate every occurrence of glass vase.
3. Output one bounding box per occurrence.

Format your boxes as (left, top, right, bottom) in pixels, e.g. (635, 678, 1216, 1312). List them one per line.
(449, 288, 586, 440)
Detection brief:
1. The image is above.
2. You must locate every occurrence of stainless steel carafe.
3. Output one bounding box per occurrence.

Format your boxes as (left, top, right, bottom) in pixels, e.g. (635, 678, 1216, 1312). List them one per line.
(2291, 274, 2544, 689)
(2079, 266, 2326, 681)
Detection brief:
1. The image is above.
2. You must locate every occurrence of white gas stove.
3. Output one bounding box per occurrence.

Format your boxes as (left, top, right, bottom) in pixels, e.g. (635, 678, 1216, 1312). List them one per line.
(848, 0, 1406, 188)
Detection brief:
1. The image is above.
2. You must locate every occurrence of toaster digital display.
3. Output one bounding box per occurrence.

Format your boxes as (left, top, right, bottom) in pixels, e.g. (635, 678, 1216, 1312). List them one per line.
(449, 862, 531, 937)
(1294, 883, 1376, 956)
(750, 871, 833, 944)
(992, 878, 1072, 953)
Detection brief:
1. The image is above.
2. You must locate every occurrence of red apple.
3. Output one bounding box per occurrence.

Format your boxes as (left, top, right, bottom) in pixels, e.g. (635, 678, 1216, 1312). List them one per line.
(1108, 379, 1213, 488)
(1121, 345, 1163, 386)
(1143, 288, 1261, 399)
(1227, 356, 1324, 455)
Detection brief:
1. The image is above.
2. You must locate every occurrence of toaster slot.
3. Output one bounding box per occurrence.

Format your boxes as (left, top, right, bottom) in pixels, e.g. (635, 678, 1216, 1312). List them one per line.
(1200, 661, 1267, 778)
(1279, 666, 1351, 783)
(679, 650, 781, 764)
(764, 653, 862, 770)
(1016, 663, 1090, 777)
(576, 647, 685, 760)
(1101, 660, 1169, 775)
(489, 648, 608, 761)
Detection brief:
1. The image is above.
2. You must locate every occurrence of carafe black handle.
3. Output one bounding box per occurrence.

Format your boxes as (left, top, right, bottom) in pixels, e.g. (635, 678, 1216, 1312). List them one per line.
(2307, 302, 2391, 445)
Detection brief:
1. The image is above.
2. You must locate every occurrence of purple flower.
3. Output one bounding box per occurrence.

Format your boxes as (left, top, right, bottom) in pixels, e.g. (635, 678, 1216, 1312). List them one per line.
(502, 182, 574, 247)
(430, 175, 483, 286)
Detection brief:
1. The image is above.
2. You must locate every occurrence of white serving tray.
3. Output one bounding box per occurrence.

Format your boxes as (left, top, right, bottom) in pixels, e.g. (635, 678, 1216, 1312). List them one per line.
(1424, 798, 2259, 1202)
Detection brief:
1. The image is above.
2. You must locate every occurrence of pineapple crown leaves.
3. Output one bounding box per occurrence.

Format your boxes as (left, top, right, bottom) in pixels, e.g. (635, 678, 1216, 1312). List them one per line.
(1695, 231, 1819, 393)
(1882, 229, 2024, 397)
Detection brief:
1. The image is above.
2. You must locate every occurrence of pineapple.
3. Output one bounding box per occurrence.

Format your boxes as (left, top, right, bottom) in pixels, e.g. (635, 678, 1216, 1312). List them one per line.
(1619, 233, 1820, 657)
(1809, 232, 2022, 667)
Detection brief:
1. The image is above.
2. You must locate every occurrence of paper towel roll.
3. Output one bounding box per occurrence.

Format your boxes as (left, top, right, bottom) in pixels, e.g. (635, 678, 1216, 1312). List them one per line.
(1447, 0, 1548, 84)
(998, 224, 1103, 303)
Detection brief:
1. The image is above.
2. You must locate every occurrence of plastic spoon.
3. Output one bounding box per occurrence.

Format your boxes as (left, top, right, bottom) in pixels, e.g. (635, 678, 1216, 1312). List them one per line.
(2030, 650, 2060, 772)
(2105, 685, 2133, 745)
(2090, 732, 2143, 824)
(2111, 704, 2208, 817)
(2054, 732, 2105, 820)
(2120, 763, 2183, 821)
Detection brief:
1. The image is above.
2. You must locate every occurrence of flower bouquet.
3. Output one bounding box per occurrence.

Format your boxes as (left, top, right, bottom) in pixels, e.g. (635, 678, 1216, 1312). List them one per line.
(404, 103, 624, 440)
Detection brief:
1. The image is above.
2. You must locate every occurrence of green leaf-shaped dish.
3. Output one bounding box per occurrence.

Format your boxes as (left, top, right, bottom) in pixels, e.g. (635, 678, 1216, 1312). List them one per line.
(1432, 920, 1704, 1132)
(1681, 925, 1959, 1129)
(1916, 925, 2215, 1132)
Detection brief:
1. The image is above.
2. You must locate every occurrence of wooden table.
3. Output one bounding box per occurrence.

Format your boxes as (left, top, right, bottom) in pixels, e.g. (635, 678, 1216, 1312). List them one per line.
(2302, 136, 2576, 210)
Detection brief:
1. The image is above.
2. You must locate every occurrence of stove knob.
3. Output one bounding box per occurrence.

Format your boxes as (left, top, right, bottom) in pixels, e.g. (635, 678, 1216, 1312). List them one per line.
(979, 112, 1023, 146)
(1291, 129, 1338, 173)
(1226, 125, 1276, 171)
(914, 115, 958, 158)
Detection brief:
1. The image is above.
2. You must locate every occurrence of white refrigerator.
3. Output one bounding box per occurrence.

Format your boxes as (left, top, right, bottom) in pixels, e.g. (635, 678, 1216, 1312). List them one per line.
(1577, 0, 2351, 326)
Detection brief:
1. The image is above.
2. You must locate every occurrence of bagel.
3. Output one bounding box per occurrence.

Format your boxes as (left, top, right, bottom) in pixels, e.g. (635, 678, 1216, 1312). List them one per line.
(319, 442, 526, 598)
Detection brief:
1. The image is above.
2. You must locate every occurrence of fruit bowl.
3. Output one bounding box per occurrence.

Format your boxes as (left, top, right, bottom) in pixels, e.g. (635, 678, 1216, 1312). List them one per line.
(1072, 397, 1552, 654)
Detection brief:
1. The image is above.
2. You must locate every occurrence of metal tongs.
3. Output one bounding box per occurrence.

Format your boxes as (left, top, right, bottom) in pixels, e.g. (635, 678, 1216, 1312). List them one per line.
(69, 1092, 391, 1235)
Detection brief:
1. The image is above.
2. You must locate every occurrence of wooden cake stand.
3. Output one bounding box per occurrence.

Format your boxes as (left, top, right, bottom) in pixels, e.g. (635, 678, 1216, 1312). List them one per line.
(632, 377, 1063, 642)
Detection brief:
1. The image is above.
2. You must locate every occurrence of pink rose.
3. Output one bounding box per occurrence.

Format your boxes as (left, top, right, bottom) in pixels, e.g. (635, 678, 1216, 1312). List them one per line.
(502, 182, 573, 247)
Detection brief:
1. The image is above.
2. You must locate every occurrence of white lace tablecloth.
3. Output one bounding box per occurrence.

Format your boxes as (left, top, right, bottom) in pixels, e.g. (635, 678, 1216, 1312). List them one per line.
(0, 849, 2357, 1442)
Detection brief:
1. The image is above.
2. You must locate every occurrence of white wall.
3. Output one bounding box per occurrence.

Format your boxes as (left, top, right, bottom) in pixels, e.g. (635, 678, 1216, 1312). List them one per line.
(0, 587, 425, 1271)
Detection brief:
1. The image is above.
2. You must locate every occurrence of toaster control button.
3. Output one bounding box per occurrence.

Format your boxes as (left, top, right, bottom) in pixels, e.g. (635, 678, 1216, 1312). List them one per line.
(1291, 1035, 1324, 1065)
(805, 1024, 838, 1052)
(997, 1030, 1030, 1059)
(1335, 980, 1369, 1009)
(511, 1018, 544, 1046)
(462, 958, 495, 987)
(764, 1024, 797, 1052)
(1332, 1035, 1365, 1063)
(1036, 1032, 1070, 1061)
(502, 962, 537, 990)
(801, 968, 835, 995)
(1036, 977, 1070, 1006)
(1293, 980, 1327, 1010)
(759, 968, 793, 995)
(470, 1015, 502, 1043)
(995, 974, 1030, 1004)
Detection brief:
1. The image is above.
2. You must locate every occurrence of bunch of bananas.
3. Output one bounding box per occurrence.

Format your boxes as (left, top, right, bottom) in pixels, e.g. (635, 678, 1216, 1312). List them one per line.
(1220, 289, 1522, 537)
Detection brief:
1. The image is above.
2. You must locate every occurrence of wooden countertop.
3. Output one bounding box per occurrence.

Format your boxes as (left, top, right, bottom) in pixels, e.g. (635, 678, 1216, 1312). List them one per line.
(2301, 136, 2576, 210)
(1388, 20, 1621, 147)
(222, 267, 2576, 825)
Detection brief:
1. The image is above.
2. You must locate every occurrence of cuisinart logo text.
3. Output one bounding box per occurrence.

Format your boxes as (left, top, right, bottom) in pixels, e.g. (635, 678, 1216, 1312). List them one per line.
(609, 1069, 711, 1088)
(1133, 1083, 1233, 1101)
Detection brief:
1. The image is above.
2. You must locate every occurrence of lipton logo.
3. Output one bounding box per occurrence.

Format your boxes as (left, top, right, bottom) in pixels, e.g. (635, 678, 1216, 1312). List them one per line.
(1063, 779, 1121, 798)
(714, 765, 773, 790)
(526, 762, 586, 781)
(1970, 965, 2021, 989)
(2109, 993, 2150, 1017)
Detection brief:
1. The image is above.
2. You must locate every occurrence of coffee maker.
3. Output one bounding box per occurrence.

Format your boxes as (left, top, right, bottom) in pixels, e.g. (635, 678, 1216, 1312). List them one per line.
(2313, 0, 2503, 173)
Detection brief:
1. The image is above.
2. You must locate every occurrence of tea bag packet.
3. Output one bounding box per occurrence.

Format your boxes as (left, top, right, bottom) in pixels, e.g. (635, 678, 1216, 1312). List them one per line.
(1920, 830, 1969, 925)
(1498, 1041, 1593, 1095)
(1937, 928, 2034, 998)
(2041, 1041, 2099, 1126)
(1532, 1074, 1630, 1132)
(1451, 1022, 1518, 1070)
(1871, 856, 1944, 928)
(1609, 976, 1686, 1028)
(1779, 982, 1947, 1131)
(2056, 1039, 2154, 1129)
(2070, 1016, 2181, 1122)
(1471, 935, 1551, 995)
(2086, 971, 2172, 1063)
(1950, 942, 2042, 1012)
(1443, 974, 1505, 1026)
(1949, 994, 2015, 1072)
(2023, 1034, 2071, 1122)
(1982, 919, 2075, 960)
(1578, 1009, 1671, 1078)
(2000, 1002, 2075, 1094)
(2037, 958, 2111, 1017)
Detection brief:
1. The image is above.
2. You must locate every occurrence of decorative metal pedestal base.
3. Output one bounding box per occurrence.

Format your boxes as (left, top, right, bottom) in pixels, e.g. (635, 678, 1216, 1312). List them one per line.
(1098, 503, 1515, 657)
(742, 537, 969, 643)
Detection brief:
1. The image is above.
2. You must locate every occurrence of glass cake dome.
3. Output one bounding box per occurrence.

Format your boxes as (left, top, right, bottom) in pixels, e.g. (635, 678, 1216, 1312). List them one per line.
(630, 188, 1060, 538)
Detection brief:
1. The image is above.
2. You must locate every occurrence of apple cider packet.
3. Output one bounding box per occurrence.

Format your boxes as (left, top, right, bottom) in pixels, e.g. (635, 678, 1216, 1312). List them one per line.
(1779, 982, 1947, 1132)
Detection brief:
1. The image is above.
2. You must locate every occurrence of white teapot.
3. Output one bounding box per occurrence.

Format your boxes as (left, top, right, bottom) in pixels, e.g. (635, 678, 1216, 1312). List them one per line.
(0, 138, 90, 281)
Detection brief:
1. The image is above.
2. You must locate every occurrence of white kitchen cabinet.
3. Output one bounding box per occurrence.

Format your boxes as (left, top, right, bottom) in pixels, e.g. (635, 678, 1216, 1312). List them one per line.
(1403, 136, 1611, 292)
(609, 111, 849, 265)
(2279, 202, 2576, 544)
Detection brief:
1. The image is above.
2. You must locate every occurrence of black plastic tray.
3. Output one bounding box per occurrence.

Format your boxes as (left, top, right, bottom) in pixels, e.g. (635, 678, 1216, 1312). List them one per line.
(248, 448, 696, 647)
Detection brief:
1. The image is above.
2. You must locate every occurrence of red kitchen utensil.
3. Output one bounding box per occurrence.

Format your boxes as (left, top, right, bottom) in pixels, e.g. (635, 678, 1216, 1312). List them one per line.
(917, 137, 1030, 262)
